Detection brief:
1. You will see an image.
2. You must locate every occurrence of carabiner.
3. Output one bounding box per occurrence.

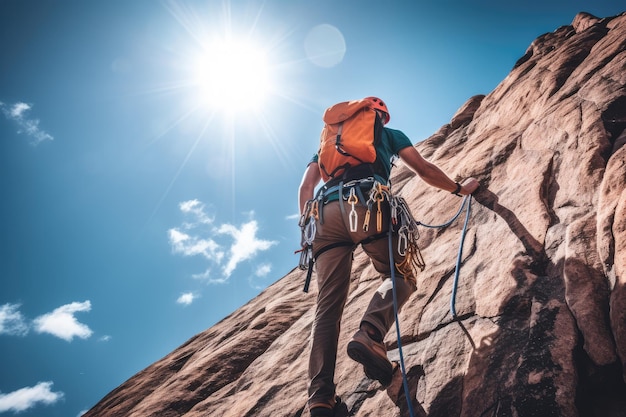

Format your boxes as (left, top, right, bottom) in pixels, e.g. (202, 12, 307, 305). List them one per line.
(397, 226, 409, 256)
(349, 208, 358, 233)
(347, 187, 359, 232)
(310, 200, 319, 220)
(363, 208, 371, 232)
(376, 198, 384, 232)
(347, 187, 358, 205)
(303, 217, 317, 245)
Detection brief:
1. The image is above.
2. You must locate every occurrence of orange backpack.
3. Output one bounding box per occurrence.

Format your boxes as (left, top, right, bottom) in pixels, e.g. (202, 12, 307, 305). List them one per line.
(318, 98, 383, 182)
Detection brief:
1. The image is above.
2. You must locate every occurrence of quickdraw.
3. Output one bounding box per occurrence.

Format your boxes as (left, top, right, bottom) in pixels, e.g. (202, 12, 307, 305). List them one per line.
(390, 195, 425, 285)
(298, 199, 319, 289)
(364, 182, 391, 233)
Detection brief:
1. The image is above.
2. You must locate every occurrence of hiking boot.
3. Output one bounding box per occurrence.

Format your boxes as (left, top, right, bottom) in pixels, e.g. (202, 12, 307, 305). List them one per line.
(310, 406, 334, 417)
(346, 329, 393, 386)
(309, 396, 342, 417)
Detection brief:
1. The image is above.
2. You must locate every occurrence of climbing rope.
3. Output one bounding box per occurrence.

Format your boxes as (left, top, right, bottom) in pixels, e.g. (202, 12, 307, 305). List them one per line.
(417, 195, 472, 318)
(390, 194, 472, 417)
(389, 225, 416, 417)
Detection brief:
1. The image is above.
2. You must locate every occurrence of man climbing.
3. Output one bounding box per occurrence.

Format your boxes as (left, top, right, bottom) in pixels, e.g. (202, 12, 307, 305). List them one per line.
(298, 97, 479, 417)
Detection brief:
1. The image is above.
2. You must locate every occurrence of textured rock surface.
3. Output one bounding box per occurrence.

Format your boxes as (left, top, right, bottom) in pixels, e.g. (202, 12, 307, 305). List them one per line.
(84, 12, 626, 417)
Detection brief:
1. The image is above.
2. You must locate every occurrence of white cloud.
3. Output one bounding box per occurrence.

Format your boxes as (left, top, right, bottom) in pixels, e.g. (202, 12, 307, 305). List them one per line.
(176, 292, 198, 305)
(0, 303, 29, 336)
(191, 269, 229, 284)
(0, 381, 64, 413)
(218, 221, 277, 277)
(33, 301, 93, 342)
(179, 199, 214, 226)
(169, 200, 277, 284)
(168, 228, 223, 261)
(10, 102, 30, 118)
(255, 263, 272, 277)
(0, 101, 54, 145)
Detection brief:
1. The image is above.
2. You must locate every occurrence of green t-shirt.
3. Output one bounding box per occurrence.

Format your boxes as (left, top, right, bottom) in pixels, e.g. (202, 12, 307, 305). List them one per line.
(310, 127, 413, 184)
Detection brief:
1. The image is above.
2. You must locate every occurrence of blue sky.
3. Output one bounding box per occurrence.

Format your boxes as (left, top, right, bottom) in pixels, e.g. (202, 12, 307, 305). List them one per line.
(0, 1, 623, 416)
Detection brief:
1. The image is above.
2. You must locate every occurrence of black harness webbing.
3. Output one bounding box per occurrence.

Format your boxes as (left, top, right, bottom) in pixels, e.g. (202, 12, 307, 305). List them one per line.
(302, 232, 389, 293)
(303, 241, 354, 293)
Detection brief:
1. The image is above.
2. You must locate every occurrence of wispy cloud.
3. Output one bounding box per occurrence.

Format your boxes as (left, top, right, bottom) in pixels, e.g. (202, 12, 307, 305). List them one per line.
(168, 228, 223, 261)
(0, 303, 29, 336)
(218, 220, 277, 277)
(247, 263, 274, 289)
(168, 200, 277, 284)
(179, 199, 214, 226)
(33, 301, 93, 342)
(255, 263, 272, 277)
(0, 101, 54, 145)
(0, 381, 64, 413)
(191, 269, 229, 285)
(176, 292, 198, 305)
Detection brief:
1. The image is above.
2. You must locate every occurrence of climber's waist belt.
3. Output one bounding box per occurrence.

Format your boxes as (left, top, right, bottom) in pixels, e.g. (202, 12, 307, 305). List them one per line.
(316, 178, 376, 204)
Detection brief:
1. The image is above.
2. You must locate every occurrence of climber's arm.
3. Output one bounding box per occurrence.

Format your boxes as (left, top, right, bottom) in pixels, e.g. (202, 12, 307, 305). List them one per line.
(299, 162, 322, 215)
(398, 146, 478, 195)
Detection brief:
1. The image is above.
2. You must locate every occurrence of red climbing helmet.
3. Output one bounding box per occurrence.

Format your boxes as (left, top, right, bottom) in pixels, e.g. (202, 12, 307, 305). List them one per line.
(365, 96, 390, 124)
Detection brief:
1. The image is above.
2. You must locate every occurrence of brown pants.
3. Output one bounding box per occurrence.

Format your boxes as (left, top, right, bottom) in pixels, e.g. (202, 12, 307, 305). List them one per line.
(308, 198, 417, 407)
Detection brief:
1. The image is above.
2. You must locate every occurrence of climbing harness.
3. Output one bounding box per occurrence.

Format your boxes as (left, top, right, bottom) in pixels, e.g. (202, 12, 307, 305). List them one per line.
(390, 194, 472, 417)
(298, 179, 429, 291)
(297, 179, 395, 293)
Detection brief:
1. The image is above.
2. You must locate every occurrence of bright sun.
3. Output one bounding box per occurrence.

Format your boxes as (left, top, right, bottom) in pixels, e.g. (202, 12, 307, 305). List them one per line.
(194, 38, 271, 113)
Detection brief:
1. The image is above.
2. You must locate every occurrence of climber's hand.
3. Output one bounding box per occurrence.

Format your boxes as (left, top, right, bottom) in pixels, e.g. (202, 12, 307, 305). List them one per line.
(461, 178, 480, 195)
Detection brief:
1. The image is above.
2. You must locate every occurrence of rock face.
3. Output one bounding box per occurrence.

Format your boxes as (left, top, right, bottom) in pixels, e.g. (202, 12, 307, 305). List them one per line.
(84, 12, 626, 417)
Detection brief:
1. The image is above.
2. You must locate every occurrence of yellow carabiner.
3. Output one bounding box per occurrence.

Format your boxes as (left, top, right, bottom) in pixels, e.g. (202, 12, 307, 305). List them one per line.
(309, 200, 319, 220)
(347, 187, 358, 205)
(377, 199, 383, 232)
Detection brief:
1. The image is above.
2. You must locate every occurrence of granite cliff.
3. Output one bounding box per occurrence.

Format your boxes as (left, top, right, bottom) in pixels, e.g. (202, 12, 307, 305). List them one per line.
(84, 11, 626, 417)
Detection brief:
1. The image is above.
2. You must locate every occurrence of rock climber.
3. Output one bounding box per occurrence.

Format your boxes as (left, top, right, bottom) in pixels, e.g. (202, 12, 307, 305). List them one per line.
(298, 97, 479, 417)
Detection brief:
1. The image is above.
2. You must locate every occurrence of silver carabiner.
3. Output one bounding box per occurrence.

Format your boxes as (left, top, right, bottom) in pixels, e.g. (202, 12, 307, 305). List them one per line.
(397, 225, 409, 256)
(303, 217, 317, 245)
(348, 188, 359, 232)
(349, 207, 358, 233)
(390, 196, 399, 225)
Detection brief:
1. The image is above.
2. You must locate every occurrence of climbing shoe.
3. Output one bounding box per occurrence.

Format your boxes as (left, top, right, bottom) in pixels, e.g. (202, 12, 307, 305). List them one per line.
(347, 329, 393, 386)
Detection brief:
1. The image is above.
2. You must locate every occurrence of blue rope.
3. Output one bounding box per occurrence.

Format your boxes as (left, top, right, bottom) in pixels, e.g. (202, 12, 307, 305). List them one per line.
(389, 222, 416, 417)
(450, 196, 472, 318)
(417, 195, 469, 229)
(389, 195, 472, 417)
(418, 196, 472, 318)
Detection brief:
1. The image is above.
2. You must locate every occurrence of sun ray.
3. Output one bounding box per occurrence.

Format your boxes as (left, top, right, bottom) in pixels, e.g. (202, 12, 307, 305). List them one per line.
(139, 0, 318, 223)
(143, 110, 220, 233)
